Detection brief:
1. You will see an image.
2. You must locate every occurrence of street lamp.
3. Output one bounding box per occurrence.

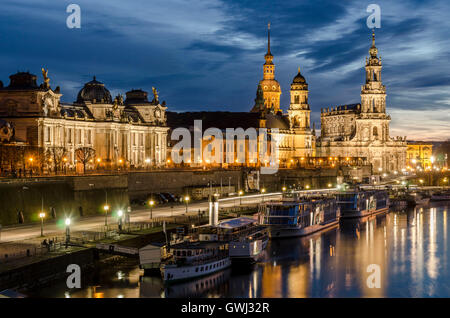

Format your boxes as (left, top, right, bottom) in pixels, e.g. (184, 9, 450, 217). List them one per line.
(238, 190, 243, 205)
(149, 200, 155, 219)
(282, 186, 287, 192)
(261, 188, 266, 202)
(117, 210, 123, 232)
(65, 218, 71, 246)
(184, 196, 190, 214)
(103, 204, 110, 226)
(39, 212, 46, 237)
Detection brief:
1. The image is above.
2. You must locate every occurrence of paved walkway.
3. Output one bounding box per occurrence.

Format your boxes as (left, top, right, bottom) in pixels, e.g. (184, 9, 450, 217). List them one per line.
(0, 193, 281, 243)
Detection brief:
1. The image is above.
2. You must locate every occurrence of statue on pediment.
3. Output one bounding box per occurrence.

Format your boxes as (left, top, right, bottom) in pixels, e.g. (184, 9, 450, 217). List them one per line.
(41, 68, 50, 88)
(152, 87, 159, 104)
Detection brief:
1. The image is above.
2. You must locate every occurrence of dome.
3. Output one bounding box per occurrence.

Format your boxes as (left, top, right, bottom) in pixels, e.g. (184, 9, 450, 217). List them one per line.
(125, 89, 150, 104)
(76, 76, 112, 104)
(8, 72, 38, 89)
(292, 68, 306, 84)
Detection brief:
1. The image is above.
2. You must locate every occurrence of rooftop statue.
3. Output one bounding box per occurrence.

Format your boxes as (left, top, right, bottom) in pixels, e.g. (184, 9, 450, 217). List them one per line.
(41, 68, 50, 88)
(152, 87, 159, 104)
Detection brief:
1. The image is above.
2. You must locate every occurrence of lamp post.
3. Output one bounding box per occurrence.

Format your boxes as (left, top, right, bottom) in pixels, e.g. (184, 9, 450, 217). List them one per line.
(65, 218, 71, 246)
(39, 212, 45, 237)
(103, 204, 110, 227)
(238, 190, 243, 205)
(117, 210, 123, 232)
(184, 196, 190, 214)
(149, 200, 155, 219)
(261, 188, 266, 202)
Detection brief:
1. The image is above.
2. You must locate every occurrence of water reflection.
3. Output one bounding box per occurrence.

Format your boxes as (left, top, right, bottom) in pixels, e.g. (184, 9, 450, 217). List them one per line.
(37, 203, 450, 298)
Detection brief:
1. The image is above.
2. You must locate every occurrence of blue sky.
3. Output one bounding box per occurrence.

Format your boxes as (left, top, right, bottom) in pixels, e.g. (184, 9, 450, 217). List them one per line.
(0, 0, 449, 140)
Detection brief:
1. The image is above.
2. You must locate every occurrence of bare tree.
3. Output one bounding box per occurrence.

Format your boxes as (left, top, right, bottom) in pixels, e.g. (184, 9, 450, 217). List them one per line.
(46, 146, 67, 174)
(76, 147, 96, 174)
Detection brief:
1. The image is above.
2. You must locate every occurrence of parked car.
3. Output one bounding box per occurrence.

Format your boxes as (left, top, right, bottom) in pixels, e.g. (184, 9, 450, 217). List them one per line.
(146, 194, 165, 204)
(161, 192, 177, 202)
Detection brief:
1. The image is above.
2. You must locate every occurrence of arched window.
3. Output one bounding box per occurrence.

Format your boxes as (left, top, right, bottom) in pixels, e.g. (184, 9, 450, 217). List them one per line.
(373, 126, 378, 139)
(294, 95, 300, 104)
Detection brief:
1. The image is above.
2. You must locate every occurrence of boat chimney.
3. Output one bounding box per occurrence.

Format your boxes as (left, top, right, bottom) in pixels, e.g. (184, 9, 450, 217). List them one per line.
(209, 193, 220, 226)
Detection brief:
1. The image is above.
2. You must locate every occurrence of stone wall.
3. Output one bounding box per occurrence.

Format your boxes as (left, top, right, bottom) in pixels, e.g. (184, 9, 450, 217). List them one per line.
(0, 176, 129, 226)
(128, 170, 243, 199)
(0, 166, 371, 226)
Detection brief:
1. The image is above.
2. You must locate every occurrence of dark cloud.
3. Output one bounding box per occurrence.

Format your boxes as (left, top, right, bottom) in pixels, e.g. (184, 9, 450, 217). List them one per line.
(0, 0, 448, 139)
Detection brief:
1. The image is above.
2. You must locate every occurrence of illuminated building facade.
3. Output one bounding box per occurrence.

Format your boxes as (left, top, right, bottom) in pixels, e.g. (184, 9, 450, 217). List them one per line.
(406, 141, 433, 169)
(316, 31, 407, 173)
(0, 71, 169, 172)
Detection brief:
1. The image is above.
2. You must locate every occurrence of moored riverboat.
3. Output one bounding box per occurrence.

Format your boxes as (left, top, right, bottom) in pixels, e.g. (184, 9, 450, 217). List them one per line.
(430, 190, 450, 201)
(196, 217, 269, 263)
(337, 190, 389, 218)
(160, 241, 231, 283)
(260, 196, 340, 238)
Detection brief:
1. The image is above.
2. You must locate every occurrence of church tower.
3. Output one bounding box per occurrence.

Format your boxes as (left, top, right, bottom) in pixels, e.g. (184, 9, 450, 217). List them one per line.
(288, 67, 310, 129)
(361, 30, 386, 114)
(358, 30, 391, 143)
(251, 23, 281, 113)
(287, 67, 314, 157)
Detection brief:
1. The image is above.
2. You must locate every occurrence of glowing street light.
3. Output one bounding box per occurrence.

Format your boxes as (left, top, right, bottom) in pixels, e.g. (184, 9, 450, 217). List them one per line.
(328, 183, 332, 188)
(261, 188, 266, 202)
(305, 185, 310, 190)
(282, 186, 287, 192)
(149, 200, 155, 219)
(103, 204, 110, 226)
(39, 212, 46, 237)
(65, 218, 71, 246)
(184, 196, 190, 213)
(238, 190, 244, 205)
(117, 210, 123, 232)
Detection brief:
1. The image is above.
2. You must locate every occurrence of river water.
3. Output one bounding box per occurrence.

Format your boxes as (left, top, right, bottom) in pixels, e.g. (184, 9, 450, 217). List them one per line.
(34, 203, 450, 298)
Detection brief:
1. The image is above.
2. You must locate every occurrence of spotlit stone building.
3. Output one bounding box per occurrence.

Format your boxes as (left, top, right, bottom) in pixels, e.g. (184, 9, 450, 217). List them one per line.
(250, 24, 315, 162)
(316, 32, 407, 173)
(0, 71, 169, 171)
(406, 141, 433, 169)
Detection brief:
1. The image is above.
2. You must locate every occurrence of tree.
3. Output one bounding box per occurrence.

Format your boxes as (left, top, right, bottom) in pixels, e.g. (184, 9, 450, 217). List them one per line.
(76, 147, 96, 174)
(46, 146, 67, 174)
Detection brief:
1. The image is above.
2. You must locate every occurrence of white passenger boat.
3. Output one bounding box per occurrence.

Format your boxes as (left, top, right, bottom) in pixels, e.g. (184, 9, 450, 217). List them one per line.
(260, 196, 340, 238)
(430, 191, 450, 201)
(196, 217, 269, 263)
(337, 190, 389, 218)
(161, 241, 231, 283)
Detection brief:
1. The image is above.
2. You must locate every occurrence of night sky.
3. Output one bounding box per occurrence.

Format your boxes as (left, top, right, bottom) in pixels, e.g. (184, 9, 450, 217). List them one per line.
(1, 0, 449, 140)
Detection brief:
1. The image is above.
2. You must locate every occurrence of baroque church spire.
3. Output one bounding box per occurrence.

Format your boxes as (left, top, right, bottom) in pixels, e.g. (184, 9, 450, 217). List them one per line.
(361, 29, 387, 115)
(250, 22, 281, 113)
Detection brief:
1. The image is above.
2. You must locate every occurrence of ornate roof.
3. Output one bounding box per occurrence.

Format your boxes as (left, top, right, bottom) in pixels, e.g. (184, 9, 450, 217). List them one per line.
(6, 72, 39, 90)
(76, 76, 112, 104)
(292, 67, 306, 84)
(125, 89, 151, 105)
